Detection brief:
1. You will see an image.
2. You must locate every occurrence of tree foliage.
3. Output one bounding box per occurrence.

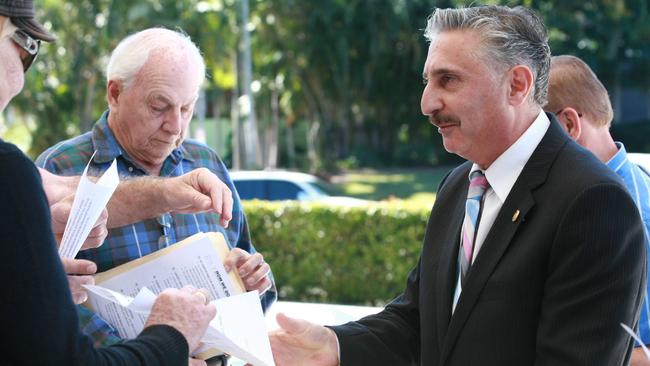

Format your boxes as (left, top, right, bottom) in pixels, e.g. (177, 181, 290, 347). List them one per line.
(9, 0, 650, 165)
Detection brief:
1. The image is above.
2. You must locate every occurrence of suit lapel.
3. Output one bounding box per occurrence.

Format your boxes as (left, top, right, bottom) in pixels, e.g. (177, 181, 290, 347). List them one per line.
(434, 176, 468, 346)
(437, 116, 569, 364)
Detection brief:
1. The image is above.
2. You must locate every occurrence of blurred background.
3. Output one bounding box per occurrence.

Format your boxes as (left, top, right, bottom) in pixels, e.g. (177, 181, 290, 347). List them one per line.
(3, 0, 650, 305)
(6, 0, 650, 171)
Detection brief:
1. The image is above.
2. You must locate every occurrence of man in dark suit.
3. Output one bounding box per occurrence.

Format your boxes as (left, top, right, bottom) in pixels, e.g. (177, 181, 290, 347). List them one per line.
(268, 5, 647, 366)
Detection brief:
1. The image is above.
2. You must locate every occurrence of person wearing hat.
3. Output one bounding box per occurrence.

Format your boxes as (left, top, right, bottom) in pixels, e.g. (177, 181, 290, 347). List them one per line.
(0, 0, 52, 111)
(2, 0, 240, 306)
(0, 1, 219, 365)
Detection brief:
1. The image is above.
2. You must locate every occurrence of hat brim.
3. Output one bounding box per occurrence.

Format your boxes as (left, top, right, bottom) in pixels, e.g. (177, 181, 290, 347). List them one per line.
(11, 17, 55, 42)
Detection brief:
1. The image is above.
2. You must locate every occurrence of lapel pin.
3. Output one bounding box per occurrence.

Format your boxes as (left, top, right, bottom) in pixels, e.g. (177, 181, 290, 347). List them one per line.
(512, 209, 520, 222)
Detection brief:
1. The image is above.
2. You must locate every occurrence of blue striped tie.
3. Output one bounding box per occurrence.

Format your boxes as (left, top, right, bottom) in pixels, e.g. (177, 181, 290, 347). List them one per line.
(460, 170, 489, 281)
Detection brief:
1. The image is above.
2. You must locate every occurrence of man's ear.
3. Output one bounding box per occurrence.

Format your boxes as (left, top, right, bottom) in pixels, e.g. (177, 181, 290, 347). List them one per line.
(556, 107, 582, 141)
(106, 80, 122, 109)
(507, 65, 534, 106)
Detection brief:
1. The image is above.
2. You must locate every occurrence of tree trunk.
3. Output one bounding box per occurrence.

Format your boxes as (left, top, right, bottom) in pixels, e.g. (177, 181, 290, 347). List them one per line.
(286, 121, 296, 169)
(307, 115, 321, 173)
(80, 71, 97, 133)
(212, 91, 224, 157)
(231, 54, 241, 170)
(239, 0, 262, 168)
(267, 85, 280, 168)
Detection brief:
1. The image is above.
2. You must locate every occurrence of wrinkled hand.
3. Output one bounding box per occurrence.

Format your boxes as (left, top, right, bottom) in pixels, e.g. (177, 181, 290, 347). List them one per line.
(224, 248, 272, 295)
(51, 194, 108, 250)
(39, 168, 78, 205)
(62, 258, 97, 304)
(145, 285, 217, 352)
(269, 313, 339, 366)
(164, 168, 233, 227)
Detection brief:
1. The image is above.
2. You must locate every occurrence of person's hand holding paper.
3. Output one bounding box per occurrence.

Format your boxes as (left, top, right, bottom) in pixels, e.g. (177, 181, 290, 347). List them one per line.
(145, 285, 217, 352)
(57, 156, 119, 259)
(85, 284, 276, 366)
(83, 233, 276, 365)
(224, 248, 273, 295)
(62, 258, 97, 304)
(51, 194, 108, 251)
(52, 155, 118, 305)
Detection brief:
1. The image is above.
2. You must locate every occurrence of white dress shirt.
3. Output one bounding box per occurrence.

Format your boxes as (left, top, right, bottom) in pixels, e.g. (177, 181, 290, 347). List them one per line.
(452, 111, 551, 312)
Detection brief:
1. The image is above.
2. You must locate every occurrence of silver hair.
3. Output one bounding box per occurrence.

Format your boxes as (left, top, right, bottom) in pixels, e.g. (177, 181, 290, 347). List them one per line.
(106, 27, 205, 90)
(424, 6, 551, 106)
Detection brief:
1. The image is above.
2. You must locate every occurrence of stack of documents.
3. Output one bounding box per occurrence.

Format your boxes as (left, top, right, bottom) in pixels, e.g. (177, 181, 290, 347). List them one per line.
(84, 232, 275, 366)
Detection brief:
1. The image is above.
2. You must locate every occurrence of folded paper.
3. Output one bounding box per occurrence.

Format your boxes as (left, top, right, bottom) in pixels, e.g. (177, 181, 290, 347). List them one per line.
(59, 154, 119, 259)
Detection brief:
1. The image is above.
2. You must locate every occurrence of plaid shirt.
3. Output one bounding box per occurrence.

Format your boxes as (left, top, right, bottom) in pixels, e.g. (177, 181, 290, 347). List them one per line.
(36, 110, 277, 347)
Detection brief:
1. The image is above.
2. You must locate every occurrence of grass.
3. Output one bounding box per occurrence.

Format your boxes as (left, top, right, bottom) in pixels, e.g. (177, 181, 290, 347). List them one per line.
(329, 166, 458, 206)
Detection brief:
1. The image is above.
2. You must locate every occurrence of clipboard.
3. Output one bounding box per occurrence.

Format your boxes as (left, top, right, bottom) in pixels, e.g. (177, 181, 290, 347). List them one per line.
(85, 232, 245, 359)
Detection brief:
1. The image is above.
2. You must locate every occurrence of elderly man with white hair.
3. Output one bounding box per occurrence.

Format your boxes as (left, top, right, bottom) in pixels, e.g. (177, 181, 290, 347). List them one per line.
(36, 28, 277, 361)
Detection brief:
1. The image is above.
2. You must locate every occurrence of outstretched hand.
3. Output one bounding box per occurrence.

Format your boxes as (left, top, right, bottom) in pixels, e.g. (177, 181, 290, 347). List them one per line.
(269, 313, 339, 366)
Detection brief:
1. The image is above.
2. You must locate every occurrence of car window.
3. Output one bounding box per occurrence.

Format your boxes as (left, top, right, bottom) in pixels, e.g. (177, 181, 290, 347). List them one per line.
(267, 181, 304, 200)
(233, 180, 267, 200)
(309, 181, 341, 196)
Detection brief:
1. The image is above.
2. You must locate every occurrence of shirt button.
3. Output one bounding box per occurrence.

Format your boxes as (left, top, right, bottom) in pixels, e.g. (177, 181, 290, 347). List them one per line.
(128, 166, 134, 172)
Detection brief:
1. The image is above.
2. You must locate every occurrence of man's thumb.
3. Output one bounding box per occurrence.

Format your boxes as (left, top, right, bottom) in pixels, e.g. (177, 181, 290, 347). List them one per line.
(276, 312, 307, 334)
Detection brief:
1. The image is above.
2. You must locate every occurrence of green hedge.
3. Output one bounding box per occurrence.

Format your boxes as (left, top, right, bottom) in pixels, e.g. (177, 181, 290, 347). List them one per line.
(244, 201, 432, 306)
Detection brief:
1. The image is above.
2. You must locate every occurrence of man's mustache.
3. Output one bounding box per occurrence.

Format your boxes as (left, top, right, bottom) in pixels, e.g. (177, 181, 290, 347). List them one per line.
(429, 112, 460, 126)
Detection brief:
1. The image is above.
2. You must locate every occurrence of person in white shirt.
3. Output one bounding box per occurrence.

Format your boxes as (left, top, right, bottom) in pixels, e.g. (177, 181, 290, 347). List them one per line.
(267, 5, 646, 366)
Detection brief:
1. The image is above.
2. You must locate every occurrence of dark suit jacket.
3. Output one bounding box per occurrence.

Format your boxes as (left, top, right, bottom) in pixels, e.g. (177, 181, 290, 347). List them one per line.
(332, 116, 647, 366)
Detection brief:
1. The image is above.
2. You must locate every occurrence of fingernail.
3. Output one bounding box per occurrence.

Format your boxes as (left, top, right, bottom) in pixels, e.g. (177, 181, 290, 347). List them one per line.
(224, 264, 231, 272)
(86, 263, 97, 273)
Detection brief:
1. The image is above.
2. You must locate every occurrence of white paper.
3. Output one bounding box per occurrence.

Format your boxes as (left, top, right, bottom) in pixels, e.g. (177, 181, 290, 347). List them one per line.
(84, 286, 275, 366)
(84, 285, 157, 314)
(205, 291, 275, 366)
(621, 323, 650, 360)
(86, 235, 239, 339)
(58, 156, 119, 259)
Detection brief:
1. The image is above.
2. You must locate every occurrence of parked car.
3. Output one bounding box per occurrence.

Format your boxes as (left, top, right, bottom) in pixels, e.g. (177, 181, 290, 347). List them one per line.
(230, 170, 370, 206)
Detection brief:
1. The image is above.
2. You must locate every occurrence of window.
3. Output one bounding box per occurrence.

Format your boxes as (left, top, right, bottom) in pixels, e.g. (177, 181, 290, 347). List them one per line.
(267, 181, 304, 200)
(233, 180, 267, 200)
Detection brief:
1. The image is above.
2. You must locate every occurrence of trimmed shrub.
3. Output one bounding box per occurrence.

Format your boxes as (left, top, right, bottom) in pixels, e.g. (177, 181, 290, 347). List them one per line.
(244, 200, 432, 306)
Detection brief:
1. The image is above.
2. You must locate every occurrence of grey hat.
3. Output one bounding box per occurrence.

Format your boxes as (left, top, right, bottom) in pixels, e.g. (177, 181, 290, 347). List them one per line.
(0, 0, 55, 42)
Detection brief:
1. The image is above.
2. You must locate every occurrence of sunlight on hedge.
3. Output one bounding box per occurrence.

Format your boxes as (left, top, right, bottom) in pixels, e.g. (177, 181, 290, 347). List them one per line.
(244, 200, 432, 305)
